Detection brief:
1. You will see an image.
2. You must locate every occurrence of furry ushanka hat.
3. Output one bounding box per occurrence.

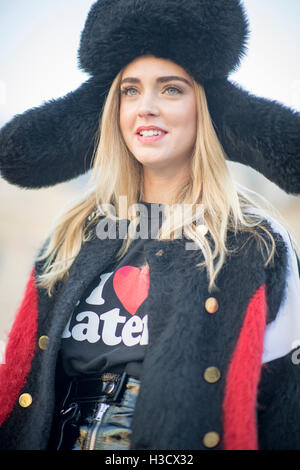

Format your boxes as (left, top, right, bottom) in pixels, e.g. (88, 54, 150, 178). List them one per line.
(0, 0, 299, 193)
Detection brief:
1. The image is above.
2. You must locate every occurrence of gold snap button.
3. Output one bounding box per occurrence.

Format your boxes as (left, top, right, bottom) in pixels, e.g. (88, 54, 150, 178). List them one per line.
(204, 366, 221, 383)
(155, 249, 164, 256)
(38, 335, 49, 350)
(205, 297, 219, 314)
(203, 431, 220, 448)
(19, 393, 33, 408)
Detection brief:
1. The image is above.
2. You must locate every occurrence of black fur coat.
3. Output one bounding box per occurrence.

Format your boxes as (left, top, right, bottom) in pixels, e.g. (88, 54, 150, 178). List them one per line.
(0, 218, 300, 450)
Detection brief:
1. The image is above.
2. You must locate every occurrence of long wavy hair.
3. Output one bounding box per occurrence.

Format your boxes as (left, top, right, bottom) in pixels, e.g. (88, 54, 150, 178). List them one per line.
(36, 63, 297, 296)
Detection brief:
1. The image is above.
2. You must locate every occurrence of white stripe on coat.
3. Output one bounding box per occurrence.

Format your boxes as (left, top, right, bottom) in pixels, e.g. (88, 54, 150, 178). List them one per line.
(247, 208, 300, 363)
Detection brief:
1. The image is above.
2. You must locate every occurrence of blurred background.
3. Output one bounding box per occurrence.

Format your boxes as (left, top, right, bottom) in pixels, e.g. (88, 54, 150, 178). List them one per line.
(0, 0, 299, 356)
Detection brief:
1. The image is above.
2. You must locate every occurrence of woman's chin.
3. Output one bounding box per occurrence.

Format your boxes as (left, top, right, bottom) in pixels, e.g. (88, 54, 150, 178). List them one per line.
(133, 155, 170, 169)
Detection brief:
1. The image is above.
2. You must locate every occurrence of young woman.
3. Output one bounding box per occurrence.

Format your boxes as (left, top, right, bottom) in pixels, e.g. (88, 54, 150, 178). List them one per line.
(0, 0, 300, 451)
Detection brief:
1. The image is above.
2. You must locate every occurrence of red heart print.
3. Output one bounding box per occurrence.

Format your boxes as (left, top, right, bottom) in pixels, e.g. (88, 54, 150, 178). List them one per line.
(113, 264, 150, 315)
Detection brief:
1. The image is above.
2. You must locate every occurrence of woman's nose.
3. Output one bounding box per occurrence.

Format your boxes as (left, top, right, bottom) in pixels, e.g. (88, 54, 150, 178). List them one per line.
(137, 93, 159, 117)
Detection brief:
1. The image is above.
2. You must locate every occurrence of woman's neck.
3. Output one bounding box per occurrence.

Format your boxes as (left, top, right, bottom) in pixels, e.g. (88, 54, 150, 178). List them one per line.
(141, 165, 190, 204)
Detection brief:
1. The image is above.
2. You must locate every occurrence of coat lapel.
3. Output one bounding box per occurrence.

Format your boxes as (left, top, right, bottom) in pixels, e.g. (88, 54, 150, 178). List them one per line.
(22, 224, 129, 449)
(47, 234, 125, 345)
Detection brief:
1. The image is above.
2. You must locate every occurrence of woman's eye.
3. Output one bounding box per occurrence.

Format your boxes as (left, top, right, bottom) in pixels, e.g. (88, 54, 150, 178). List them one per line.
(120, 86, 182, 96)
(165, 86, 182, 95)
(121, 87, 137, 96)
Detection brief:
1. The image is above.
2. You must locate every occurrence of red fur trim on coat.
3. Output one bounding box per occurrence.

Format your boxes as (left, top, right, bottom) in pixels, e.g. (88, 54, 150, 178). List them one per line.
(0, 268, 38, 425)
(223, 284, 267, 450)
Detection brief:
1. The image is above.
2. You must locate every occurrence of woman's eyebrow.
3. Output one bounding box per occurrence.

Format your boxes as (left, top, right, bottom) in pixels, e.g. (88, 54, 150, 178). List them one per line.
(120, 76, 192, 87)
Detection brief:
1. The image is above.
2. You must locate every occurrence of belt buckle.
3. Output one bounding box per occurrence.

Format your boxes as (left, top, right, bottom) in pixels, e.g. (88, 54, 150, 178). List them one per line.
(103, 371, 128, 403)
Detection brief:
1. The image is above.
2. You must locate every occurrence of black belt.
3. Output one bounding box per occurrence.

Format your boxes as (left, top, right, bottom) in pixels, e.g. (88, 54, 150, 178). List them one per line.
(62, 371, 129, 410)
(56, 371, 135, 450)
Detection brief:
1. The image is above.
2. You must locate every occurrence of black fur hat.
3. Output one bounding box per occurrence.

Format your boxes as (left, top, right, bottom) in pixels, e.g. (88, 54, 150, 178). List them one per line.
(0, 0, 299, 193)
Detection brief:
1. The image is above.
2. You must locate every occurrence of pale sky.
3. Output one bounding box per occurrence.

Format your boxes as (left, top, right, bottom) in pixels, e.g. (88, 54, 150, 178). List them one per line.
(0, 0, 299, 127)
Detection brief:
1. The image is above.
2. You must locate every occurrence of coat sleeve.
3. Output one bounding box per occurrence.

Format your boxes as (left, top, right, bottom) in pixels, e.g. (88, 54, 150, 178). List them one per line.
(0, 237, 52, 449)
(257, 221, 300, 450)
(0, 267, 39, 448)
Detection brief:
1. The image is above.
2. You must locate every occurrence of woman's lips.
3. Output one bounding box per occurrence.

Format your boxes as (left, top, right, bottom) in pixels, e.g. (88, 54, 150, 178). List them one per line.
(137, 132, 167, 143)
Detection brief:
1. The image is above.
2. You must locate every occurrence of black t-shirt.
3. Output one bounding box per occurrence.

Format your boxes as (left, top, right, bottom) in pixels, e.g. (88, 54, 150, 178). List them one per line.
(60, 201, 165, 379)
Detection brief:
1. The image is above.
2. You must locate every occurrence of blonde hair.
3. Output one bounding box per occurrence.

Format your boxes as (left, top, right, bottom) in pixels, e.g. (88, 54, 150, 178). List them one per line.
(36, 65, 298, 297)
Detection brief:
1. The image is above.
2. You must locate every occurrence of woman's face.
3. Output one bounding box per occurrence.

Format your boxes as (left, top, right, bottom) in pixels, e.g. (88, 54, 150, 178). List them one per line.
(119, 55, 197, 172)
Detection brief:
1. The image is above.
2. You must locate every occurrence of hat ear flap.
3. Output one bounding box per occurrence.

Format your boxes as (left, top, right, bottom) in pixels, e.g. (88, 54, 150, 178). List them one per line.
(0, 77, 105, 189)
(205, 80, 300, 195)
